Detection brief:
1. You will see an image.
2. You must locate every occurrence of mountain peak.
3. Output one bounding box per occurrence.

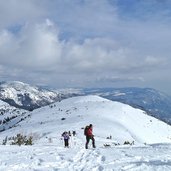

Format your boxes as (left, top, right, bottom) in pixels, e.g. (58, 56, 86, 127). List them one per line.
(63, 95, 110, 104)
(0, 81, 60, 110)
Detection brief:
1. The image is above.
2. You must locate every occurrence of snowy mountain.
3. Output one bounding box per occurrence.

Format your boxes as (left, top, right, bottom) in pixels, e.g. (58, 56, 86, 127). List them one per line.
(1, 81, 171, 126)
(81, 88, 171, 124)
(0, 81, 62, 111)
(0, 100, 27, 132)
(57, 87, 171, 125)
(1, 95, 171, 170)
(1, 95, 171, 145)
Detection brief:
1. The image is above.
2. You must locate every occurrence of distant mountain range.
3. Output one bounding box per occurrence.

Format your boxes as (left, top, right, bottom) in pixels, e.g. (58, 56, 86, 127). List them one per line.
(0, 81, 69, 111)
(0, 81, 171, 124)
(81, 88, 171, 124)
(0, 81, 60, 111)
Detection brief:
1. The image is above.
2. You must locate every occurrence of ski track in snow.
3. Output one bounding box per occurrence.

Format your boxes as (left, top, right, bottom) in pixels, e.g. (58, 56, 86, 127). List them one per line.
(1, 144, 171, 171)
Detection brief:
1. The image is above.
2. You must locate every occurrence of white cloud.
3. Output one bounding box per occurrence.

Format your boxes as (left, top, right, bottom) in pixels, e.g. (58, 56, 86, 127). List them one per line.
(0, 19, 168, 83)
(0, 0, 46, 29)
(145, 56, 165, 66)
(18, 20, 62, 68)
(0, 0, 170, 93)
(96, 76, 145, 83)
(0, 20, 62, 69)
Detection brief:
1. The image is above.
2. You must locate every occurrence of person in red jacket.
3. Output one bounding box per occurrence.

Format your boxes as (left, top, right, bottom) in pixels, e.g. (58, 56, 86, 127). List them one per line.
(85, 124, 96, 149)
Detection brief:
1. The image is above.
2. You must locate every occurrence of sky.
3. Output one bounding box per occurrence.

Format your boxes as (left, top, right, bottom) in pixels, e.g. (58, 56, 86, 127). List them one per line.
(0, 0, 171, 94)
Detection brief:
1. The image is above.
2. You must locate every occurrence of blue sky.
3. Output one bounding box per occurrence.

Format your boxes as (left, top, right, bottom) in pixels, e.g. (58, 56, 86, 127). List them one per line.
(0, 0, 171, 94)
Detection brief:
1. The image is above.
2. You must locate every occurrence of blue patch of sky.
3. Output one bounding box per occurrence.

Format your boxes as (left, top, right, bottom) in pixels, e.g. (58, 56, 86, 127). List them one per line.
(7, 24, 23, 35)
(58, 0, 171, 42)
(109, 0, 171, 21)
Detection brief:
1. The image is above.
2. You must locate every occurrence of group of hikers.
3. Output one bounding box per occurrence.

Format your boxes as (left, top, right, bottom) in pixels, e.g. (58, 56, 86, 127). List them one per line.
(61, 124, 96, 149)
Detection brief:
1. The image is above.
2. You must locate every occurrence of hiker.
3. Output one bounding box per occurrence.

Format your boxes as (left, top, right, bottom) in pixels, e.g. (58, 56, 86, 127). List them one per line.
(72, 130, 76, 136)
(68, 131, 71, 136)
(62, 131, 70, 147)
(85, 124, 96, 149)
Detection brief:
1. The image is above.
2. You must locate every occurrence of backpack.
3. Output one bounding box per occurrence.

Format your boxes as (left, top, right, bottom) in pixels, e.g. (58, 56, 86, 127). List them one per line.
(84, 126, 89, 136)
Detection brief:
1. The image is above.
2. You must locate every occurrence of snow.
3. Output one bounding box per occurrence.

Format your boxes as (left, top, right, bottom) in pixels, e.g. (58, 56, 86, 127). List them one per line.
(0, 99, 28, 132)
(1, 95, 171, 170)
(55, 88, 83, 95)
(113, 92, 126, 96)
(1, 144, 171, 170)
(0, 81, 59, 108)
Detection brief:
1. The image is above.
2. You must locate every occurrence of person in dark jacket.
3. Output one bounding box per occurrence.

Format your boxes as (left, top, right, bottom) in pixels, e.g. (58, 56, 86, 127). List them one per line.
(62, 131, 70, 147)
(85, 124, 96, 149)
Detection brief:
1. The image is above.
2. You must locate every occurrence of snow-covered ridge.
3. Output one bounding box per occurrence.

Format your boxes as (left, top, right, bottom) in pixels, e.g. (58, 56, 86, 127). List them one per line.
(0, 81, 61, 110)
(0, 99, 27, 132)
(76, 87, 171, 125)
(1, 95, 171, 145)
(1, 81, 171, 127)
(63, 95, 110, 104)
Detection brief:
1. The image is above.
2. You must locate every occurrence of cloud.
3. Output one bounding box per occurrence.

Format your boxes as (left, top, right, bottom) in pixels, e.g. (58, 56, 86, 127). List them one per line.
(40, 0, 119, 40)
(0, 20, 62, 69)
(96, 76, 145, 83)
(0, 0, 46, 29)
(62, 37, 167, 74)
(0, 18, 168, 83)
(115, 0, 171, 22)
(0, 0, 170, 92)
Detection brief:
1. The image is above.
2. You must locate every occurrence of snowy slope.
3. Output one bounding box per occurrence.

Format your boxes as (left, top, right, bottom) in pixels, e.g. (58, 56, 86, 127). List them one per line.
(1, 95, 171, 171)
(1, 95, 171, 145)
(0, 100, 28, 132)
(0, 81, 60, 110)
(87, 87, 171, 124)
(70, 87, 171, 125)
(1, 143, 171, 171)
(1, 81, 171, 127)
